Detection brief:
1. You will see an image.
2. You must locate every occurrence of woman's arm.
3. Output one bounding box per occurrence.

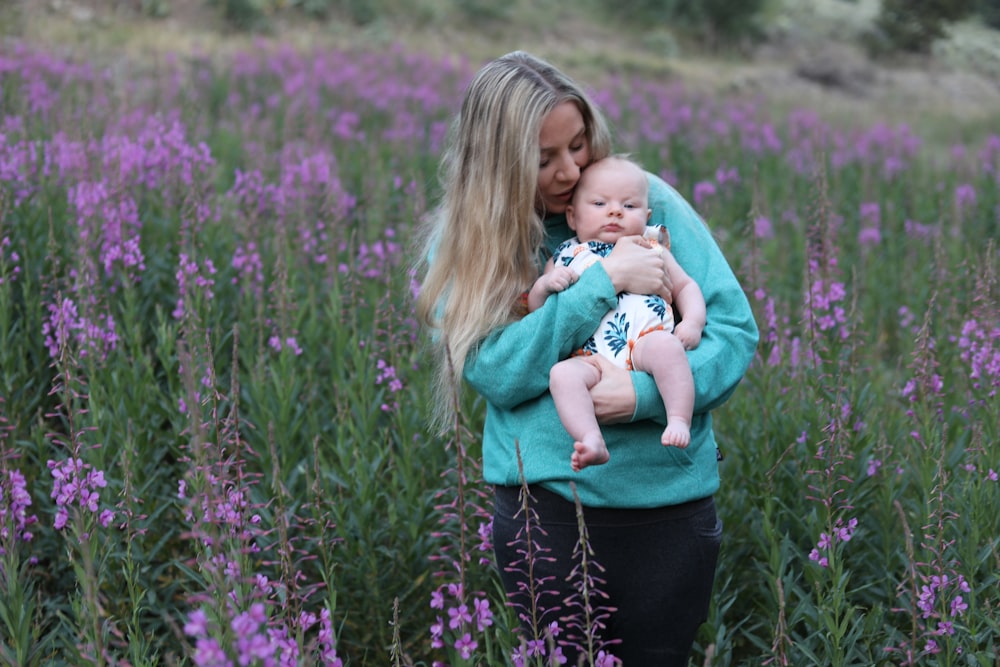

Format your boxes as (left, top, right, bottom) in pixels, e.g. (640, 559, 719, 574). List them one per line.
(465, 231, 672, 411)
(464, 263, 618, 410)
(629, 174, 758, 421)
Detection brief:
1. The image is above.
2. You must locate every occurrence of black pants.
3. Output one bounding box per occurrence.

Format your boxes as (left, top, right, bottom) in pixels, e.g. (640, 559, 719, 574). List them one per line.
(493, 484, 722, 666)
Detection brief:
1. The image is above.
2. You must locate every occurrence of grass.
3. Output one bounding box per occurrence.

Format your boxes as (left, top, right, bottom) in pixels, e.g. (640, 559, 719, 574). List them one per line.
(0, 19, 998, 667)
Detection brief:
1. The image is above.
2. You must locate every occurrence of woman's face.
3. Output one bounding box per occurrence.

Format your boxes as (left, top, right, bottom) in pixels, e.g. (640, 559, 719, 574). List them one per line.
(536, 101, 590, 215)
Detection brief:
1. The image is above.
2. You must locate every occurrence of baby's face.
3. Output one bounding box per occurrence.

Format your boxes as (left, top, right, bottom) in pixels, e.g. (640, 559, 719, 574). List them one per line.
(566, 159, 650, 244)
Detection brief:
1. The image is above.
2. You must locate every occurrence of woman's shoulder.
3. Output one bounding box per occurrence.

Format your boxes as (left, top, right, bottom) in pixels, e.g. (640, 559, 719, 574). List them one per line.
(644, 171, 688, 208)
(644, 171, 703, 228)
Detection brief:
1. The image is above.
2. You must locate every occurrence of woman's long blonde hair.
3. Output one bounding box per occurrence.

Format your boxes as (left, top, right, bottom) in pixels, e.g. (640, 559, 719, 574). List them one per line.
(415, 51, 611, 428)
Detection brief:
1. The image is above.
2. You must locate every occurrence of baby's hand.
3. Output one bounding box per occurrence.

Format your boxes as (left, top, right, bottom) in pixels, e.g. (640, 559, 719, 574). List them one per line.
(543, 266, 577, 294)
(673, 321, 703, 350)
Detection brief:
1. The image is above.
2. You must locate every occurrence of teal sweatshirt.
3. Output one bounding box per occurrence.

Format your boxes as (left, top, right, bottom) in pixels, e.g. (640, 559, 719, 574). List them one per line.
(463, 173, 759, 508)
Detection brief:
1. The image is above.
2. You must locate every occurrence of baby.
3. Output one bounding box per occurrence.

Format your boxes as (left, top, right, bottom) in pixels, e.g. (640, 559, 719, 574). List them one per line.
(528, 155, 706, 471)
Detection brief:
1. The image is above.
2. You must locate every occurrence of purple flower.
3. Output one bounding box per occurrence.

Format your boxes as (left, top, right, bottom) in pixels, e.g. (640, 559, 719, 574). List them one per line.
(754, 215, 773, 239)
(430, 616, 444, 647)
(473, 596, 493, 631)
(917, 585, 935, 618)
(193, 637, 233, 667)
(836, 518, 858, 542)
(0, 236, 20, 285)
(231, 242, 264, 292)
(284, 337, 303, 356)
(173, 253, 217, 319)
(808, 548, 829, 568)
(866, 459, 882, 476)
(184, 609, 210, 637)
(476, 518, 493, 563)
(954, 183, 976, 214)
(317, 607, 342, 666)
(447, 603, 472, 630)
(859, 201, 881, 225)
(230, 604, 271, 665)
(693, 180, 716, 206)
(595, 650, 621, 667)
(956, 318, 999, 388)
(48, 457, 110, 532)
(375, 359, 403, 392)
(936, 620, 955, 636)
(904, 218, 937, 242)
(858, 226, 882, 247)
(808, 280, 847, 331)
(41, 297, 80, 358)
(714, 165, 739, 185)
(1, 469, 38, 544)
(453, 633, 477, 659)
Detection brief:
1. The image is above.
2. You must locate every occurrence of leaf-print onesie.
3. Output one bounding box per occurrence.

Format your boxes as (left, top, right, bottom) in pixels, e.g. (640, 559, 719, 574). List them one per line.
(551, 227, 672, 370)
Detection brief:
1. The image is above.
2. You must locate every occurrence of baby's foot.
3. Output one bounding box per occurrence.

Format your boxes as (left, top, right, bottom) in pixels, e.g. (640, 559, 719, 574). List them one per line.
(661, 420, 691, 448)
(571, 432, 609, 472)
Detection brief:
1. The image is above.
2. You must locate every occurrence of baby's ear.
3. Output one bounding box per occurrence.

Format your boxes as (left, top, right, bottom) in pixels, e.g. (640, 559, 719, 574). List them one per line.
(566, 205, 577, 230)
(646, 208, 652, 221)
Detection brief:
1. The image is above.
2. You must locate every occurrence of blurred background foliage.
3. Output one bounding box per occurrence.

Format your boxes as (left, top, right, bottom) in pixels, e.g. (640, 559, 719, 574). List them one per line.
(183, 0, 1000, 50)
(6, 0, 1000, 52)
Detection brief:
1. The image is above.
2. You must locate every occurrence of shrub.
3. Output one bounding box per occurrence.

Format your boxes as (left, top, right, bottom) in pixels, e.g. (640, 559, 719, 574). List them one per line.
(214, 0, 270, 30)
(980, 0, 1000, 28)
(599, 0, 768, 47)
(874, 0, 976, 53)
(454, 0, 511, 24)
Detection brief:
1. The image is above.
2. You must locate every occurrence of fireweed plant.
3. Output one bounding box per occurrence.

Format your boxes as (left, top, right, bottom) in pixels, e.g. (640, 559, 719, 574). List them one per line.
(0, 40, 997, 665)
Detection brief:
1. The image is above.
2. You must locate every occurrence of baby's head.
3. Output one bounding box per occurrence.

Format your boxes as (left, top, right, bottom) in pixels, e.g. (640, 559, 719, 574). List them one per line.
(567, 155, 650, 244)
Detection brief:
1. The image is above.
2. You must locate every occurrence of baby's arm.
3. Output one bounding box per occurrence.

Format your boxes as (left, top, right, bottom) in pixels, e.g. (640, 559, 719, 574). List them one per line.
(528, 259, 578, 312)
(663, 250, 706, 349)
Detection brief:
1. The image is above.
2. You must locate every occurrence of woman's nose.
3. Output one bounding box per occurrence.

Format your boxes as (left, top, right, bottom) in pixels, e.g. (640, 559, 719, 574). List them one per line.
(556, 155, 580, 182)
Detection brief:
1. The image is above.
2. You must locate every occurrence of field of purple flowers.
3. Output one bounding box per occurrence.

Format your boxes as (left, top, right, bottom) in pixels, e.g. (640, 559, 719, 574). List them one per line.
(0, 39, 997, 666)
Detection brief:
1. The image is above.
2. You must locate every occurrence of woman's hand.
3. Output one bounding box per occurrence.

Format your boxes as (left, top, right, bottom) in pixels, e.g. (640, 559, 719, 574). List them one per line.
(602, 236, 672, 299)
(587, 355, 637, 424)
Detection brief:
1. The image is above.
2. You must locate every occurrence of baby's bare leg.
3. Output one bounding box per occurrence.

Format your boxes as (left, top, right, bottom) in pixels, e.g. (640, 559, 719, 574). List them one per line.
(550, 357, 609, 471)
(631, 331, 694, 448)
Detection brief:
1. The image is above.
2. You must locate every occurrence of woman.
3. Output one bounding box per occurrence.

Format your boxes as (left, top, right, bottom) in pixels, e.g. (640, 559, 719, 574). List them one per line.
(416, 51, 758, 665)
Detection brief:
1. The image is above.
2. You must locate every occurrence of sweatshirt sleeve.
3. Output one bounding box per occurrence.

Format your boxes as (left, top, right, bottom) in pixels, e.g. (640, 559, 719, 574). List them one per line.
(464, 264, 618, 410)
(632, 174, 759, 421)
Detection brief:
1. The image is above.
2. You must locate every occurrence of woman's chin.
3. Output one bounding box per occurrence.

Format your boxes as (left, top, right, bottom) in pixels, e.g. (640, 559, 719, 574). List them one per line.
(540, 200, 568, 216)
